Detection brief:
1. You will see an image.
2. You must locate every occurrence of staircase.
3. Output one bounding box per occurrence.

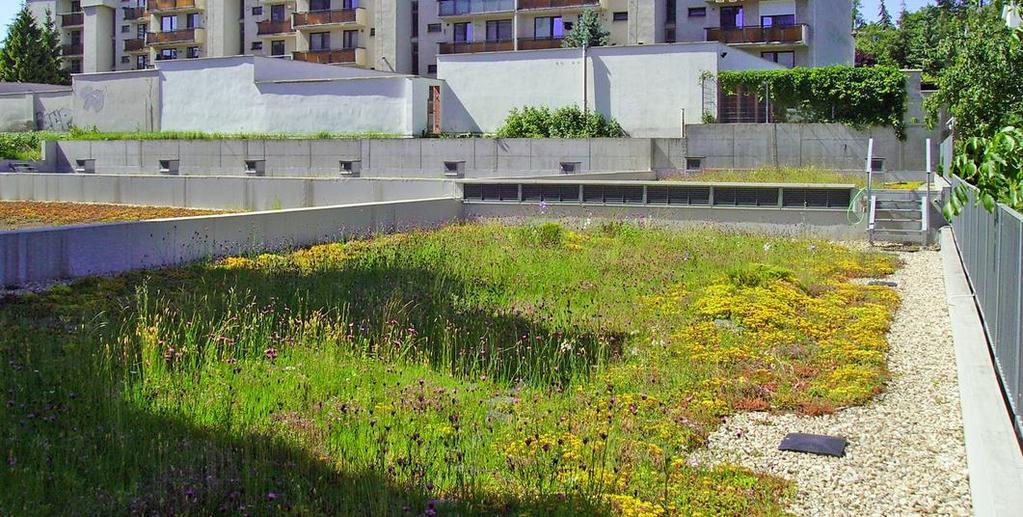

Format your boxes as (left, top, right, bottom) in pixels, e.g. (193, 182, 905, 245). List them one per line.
(868, 189, 929, 245)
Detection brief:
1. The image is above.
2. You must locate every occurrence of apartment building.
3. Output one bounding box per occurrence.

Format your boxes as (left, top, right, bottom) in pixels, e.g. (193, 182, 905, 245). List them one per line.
(416, 0, 852, 75)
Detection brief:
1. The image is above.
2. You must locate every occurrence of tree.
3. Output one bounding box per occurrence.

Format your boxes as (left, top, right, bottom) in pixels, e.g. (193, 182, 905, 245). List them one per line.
(0, 4, 68, 85)
(852, 0, 867, 30)
(925, 7, 1022, 140)
(562, 10, 609, 48)
(878, 0, 895, 27)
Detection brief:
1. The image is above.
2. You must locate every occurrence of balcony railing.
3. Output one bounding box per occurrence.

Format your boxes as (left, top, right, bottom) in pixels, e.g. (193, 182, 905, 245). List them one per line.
(438, 0, 514, 16)
(123, 7, 145, 21)
(257, 19, 294, 35)
(124, 38, 146, 52)
(148, 0, 199, 12)
(292, 48, 360, 64)
(438, 40, 513, 54)
(61, 12, 84, 26)
(147, 28, 201, 45)
(62, 43, 83, 56)
(293, 9, 360, 27)
(517, 37, 564, 50)
(705, 24, 808, 45)
(517, 0, 599, 10)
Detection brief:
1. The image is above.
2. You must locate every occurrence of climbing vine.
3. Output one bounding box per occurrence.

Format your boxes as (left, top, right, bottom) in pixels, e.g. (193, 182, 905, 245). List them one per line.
(717, 66, 907, 138)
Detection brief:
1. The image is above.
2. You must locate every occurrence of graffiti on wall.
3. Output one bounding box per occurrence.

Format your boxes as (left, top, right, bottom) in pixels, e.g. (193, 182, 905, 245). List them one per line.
(80, 86, 106, 113)
(35, 107, 73, 131)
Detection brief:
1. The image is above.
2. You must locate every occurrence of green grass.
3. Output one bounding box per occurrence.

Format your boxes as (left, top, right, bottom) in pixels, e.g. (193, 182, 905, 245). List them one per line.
(668, 167, 867, 187)
(0, 222, 900, 515)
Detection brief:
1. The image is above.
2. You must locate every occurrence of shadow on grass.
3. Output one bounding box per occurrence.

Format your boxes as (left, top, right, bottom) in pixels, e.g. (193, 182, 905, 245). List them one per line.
(0, 256, 619, 514)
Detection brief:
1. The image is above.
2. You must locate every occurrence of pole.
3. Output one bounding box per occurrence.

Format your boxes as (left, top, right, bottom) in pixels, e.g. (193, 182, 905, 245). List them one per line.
(925, 138, 932, 245)
(582, 42, 587, 111)
(866, 138, 875, 244)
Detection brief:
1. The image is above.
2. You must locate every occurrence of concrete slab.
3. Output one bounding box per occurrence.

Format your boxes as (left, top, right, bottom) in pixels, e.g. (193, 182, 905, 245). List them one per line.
(941, 226, 1023, 517)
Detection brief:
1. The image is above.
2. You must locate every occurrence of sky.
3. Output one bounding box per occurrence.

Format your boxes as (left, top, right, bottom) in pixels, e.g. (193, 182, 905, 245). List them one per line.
(0, 0, 943, 42)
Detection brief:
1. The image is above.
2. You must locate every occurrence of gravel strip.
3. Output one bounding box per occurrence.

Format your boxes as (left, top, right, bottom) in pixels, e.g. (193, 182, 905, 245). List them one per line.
(692, 248, 972, 516)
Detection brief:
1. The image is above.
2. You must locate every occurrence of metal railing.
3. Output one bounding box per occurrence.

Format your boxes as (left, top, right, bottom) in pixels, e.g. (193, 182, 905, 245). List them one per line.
(518, 37, 565, 50)
(61, 12, 84, 26)
(951, 176, 1023, 440)
(438, 0, 514, 16)
(438, 40, 514, 54)
(517, 0, 600, 9)
(293, 9, 360, 27)
(257, 19, 294, 35)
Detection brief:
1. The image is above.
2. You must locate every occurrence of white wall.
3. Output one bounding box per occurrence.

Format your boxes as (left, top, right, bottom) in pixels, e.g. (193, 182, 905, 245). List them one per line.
(34, 91, 74, 131)
(0, 94, 35, 132)
(438, 42, 780, 137)
(72, 69, 161, 131)
(807, 0, 854, 67)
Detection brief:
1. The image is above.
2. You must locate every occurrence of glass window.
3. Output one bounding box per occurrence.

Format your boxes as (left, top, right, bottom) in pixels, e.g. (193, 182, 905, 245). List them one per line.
(186, 13, 200, 29)
(271, 5, 286, 21)
(343, 0, 359, 9)
(137, 24, 146, 39)
(427, 64, 437, 74)
(427, 23, 441, 33)
(136, 55, 147, 70)
(720, 6, 743, 28)
(70, 30, 81, 44)
(612, 12, 628, 22)
(252, 41, 263, 50)
(761, 14, 795, 27)
(761, 51, 795, 68)
(186, 46, 200, 58)
(310, 0, 330, 11)
(453, 22, 471, 43)
(485, 19, 511, 41)
(343, 30, 359, 48)
(121, 25, 130, 33)
(158, 48, 177, 60)
(70, 59, 81, 73)
(534, 16, 563, 39)
(71, 1, 81, 12)
(688, 7, 706, 17)
(161, 16, 177, 32)
(310, 32, 330, 50)
(252, 6, 262, 16)
(121, 55, 130, 64)
(271, 40, 286, 55)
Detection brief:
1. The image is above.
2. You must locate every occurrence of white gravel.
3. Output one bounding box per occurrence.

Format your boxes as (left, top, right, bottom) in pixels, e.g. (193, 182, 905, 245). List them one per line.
(692, 247, 972, 516)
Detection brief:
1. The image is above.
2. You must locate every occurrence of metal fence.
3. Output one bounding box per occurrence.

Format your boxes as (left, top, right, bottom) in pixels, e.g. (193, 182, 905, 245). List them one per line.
(951, 177, 1023, 439)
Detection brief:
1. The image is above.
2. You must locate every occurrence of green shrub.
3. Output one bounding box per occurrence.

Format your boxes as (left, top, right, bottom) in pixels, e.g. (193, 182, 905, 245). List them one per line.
(726, 263, 795, 288)
(517, 222, 565, 247)
(495, 105, 626, 138)
(717, 66, 907, 138)
(0, 132, 43, 160)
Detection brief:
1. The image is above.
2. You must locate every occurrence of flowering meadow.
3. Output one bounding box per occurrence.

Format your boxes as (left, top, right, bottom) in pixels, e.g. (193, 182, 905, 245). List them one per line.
(0, 201, 225, 230)
(0, 222, 900, 515)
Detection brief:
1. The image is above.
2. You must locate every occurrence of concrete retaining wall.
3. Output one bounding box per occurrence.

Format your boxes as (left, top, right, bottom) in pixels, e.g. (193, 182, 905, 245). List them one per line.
(684, 123, 940, 172)
(0, 173, 458, 211)
(49, 138, 654, 178)
(0, 197, 462, 288)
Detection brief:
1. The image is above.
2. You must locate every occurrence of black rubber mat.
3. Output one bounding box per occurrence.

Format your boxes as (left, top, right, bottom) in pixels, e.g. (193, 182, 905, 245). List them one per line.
(778, 433, 848, 457)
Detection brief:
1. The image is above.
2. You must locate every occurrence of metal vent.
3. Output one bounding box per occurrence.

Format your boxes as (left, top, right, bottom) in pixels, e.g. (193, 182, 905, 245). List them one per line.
(480, 183, 519, 201)
(463, 183, 483, 200)
(783, 188, 850, 208)
(74, 159, 96, 174)
(444, 160, 466, 177)
(560, 161, 581, 174)
(244, 159, 265, 176)
(648, 186, 711, 205)
(339, 160, 361, 176)
(158, 159, 180, 175)
(713, 187, 778, 207)
(582, 185, 644, 204)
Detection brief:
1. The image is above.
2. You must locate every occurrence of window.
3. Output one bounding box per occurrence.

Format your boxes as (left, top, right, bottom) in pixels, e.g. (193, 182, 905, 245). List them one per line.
(427, 64, 437, 74)
(251, 41, 263, 50)
(665, 27, 675, 43)
(485, 19, 512, 42)
(427, 23, 441, 33)
(685, 158, 703, 171)
(161, 15, 177, 32)
(343, 0, 359, 9)
(136, 55, 147, 70)
(370, 27, 375, 36)
(251, 6, 262, 16)
(453, 22, 471, 43)
(137, 24, 146, 39)
(761, 51, 795, 68)
(186, 13, 200, 29)
(310, 32, 330, 50)
(342, 30, 358, 48)
(186, 46, 200, 58)
(687, 7, 706, 17)
(720, 6, 744, 28)
(612, 11, 628, 22)
(70, 59, 81, 73)
(121, 25, 130, 33)
(271, 40, 286, 55)
(411, 1, 418, 37)
(761, 14, 795, 27)
(70, 1, 81, 12)
(121, 55, 130, 64)
(310, 0, 330, 10)
(270, 4, 286, 22)
(534, 16, 563, 39)
(158, 48, 177, 60)
(666, 0, 676, 21)
(70, 30, 81, 45)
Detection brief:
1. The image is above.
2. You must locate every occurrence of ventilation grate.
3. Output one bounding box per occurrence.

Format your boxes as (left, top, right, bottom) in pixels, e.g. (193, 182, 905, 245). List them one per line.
(713, 187, 778, 207)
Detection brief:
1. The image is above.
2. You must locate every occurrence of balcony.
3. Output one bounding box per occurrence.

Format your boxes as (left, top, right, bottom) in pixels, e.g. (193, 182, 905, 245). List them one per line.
(124, 38, 146, 52)
(438, 0, 514, 17)
(293, 8, 365, 28)
(148, 0, 203, 13)
(123, 7, 145, 21)
(705, 24, 809, 46)
(62, 43, 83, 56)
(517, 0, 600, 10)
(147, 28, 206, 46)
(292, 47, 365, 66)
(257, 19, 294, 35)
(517, 37, 564, 50)
(438, 40, 513, 54)
(61, 12, 83, 27)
